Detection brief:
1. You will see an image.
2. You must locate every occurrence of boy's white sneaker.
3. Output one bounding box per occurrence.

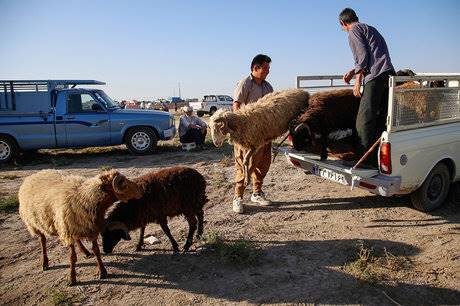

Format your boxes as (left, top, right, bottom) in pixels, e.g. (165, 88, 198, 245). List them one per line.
(232, 197, 244, 214)
(251, 192, 272, 206)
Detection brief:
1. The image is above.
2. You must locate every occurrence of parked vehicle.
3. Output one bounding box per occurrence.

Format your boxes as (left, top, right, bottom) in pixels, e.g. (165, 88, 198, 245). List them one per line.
(189, 95, 233, 117)
(0, 80, 176, 163)
(281, 74, 460, 211)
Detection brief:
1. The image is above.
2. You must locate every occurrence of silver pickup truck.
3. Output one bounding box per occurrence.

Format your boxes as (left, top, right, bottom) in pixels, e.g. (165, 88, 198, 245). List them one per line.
(282, 74, 460, 211)
(189, 95, 233, 117)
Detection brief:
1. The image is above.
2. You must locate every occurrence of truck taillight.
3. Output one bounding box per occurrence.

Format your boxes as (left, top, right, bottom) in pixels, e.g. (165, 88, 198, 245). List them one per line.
(380, 142, 392, 174)
(287, 134, 293, 145)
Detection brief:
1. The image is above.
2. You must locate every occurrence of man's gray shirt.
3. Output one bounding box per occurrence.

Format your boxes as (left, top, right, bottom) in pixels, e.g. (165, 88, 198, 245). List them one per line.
(233, 74, 273, 104)
(348, 22, 394, 84)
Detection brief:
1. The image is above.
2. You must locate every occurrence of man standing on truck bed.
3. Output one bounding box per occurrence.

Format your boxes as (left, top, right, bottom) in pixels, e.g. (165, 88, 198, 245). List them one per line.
(232, 54, 273, 214)
(340, 8, 395, 167)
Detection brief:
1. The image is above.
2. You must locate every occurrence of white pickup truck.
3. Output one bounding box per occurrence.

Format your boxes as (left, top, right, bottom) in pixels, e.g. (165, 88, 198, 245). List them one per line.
(282, 74, 460, 211)
(189, 95, 233, 117)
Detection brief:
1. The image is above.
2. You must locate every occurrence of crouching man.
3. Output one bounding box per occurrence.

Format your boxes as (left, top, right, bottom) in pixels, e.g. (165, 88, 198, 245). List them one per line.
(179, 106, 207, 149)
(232, 54, 273, 214)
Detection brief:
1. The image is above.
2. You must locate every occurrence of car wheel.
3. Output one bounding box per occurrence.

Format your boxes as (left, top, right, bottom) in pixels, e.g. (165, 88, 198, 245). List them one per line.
(125, 127, 158, 155)
(197, 111, 204, 117)
(0, 135, 19, 164)
(410, 163, 451, 212)
(449, 181, 460, 205)
(209, 107, 217, 116)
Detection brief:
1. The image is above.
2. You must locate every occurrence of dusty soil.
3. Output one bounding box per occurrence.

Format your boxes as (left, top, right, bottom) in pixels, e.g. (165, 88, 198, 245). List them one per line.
(1, 133, 459, 305)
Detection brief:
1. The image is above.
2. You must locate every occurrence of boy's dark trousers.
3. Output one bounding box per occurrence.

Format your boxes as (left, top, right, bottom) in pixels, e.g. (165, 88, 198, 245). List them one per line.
(356, 70, 394, 166)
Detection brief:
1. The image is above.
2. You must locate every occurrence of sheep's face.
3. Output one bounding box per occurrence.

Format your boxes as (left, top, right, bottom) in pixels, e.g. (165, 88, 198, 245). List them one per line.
(100, 171, 143, 202)
(209, 120, 228, 147)
(290, 123, 312, 151)
(102, 222, 131, 254)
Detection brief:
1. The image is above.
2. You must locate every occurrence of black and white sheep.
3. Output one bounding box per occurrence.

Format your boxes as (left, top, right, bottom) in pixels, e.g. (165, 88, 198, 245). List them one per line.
(102, 166, 208, 254)
(289, 89, 361, 160)
(209, 88, 309, 183)
(18, 169, 143, 285)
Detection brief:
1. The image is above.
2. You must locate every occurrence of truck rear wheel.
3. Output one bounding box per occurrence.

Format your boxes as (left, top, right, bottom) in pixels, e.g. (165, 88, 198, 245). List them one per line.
(125, 127, 158, 155)
(410, 163, 450, 212)
(197, 111, 204, 117)
(0, 135, 19, 164)
(209, 107, 217, 116)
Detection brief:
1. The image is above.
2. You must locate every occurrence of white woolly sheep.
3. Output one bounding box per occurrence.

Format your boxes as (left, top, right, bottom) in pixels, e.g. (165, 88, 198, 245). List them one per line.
(209, 88, 309, 184)
(18, 169, 143, 286)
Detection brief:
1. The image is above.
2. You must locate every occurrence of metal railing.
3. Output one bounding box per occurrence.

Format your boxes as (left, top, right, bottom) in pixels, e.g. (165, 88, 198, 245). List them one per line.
(296, 75, 354, 92)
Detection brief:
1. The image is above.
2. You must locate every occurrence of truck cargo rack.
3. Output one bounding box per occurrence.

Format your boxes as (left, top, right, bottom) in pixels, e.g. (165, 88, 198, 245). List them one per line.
(0, 80, 105, 111)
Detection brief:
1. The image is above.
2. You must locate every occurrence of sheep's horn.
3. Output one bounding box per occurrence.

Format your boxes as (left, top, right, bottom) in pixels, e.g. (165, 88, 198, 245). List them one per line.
(112, 174, 126, 192)
(106, 221, 129, 233)
(294, 123, 307, 133)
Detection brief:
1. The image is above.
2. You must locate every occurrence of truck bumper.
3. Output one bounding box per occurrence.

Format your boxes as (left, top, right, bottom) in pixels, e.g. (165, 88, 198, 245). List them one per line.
(161, 126, 176, 140)
(281, 147, 401, 197)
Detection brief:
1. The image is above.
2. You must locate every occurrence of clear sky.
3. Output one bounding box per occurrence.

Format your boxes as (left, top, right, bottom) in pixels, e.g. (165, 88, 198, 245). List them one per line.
(1, 0, 459, 100)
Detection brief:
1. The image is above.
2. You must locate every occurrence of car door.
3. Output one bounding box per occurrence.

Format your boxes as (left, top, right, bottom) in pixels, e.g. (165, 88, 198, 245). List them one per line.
(64, 92, 110, 147)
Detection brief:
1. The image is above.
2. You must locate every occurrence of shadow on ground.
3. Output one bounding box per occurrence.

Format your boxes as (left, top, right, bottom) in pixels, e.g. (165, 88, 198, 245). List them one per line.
(77, 238, 460, 305)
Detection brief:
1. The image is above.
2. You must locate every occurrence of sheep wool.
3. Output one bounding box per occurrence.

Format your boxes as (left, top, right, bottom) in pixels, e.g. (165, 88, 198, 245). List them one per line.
(210, 88, 310, 150)
(19, 169, 124, 245)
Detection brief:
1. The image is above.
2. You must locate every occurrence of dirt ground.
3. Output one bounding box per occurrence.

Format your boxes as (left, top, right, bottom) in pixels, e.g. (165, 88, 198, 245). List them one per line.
(0, 130, 459, 305)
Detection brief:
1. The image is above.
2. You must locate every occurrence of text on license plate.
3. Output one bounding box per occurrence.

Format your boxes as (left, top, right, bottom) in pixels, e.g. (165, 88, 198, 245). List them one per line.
(312, 165, 348, 185)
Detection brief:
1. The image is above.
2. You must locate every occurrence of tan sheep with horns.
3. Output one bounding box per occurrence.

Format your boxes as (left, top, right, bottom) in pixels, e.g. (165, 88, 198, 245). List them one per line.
(18, 169, 143, 286)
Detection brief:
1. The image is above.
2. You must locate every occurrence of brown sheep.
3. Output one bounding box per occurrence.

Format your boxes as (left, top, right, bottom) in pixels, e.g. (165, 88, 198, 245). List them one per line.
(102, 166, 208, 254)
(18, 169, 143, 285)
(289, 89, 360, 160)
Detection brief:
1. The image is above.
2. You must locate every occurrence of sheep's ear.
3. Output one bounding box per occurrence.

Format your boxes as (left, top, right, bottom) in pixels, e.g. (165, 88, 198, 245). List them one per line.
(100, 170, 117, 184)
(226, 119, 235, 134)
(217, 121, 227, 134)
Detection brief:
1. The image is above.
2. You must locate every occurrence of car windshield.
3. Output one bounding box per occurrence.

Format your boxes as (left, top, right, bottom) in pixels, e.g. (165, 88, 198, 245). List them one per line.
(94, 90, 119, 108)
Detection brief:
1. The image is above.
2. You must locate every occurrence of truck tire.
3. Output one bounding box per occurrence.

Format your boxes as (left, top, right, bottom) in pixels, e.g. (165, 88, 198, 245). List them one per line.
(410, 163, 451, 212)
(197, 111, 204, 117)
(125, 127, 158, 155)
(209, 107, 217, 116)
(449, 181, 460, 205)
(0, 135, 19, 164)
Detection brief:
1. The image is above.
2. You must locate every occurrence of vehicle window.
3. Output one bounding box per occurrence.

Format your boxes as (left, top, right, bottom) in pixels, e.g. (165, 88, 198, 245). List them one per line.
(217, 95, 226, 101)
(203, 95, 217, 102)
(94, 90, 117, 108)
(225, 96, 233, 102)
(67, 93, 101, 113)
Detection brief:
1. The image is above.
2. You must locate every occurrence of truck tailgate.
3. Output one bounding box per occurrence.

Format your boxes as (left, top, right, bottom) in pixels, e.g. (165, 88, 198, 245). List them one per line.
(279, 147, 401, 196)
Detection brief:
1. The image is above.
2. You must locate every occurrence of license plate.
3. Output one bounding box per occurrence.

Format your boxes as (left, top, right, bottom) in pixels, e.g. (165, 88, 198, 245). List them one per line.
(312, 165, 348, 185)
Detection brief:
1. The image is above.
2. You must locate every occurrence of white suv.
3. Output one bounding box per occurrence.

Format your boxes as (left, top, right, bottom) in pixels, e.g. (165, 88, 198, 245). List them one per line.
(189, 95, 233, 117)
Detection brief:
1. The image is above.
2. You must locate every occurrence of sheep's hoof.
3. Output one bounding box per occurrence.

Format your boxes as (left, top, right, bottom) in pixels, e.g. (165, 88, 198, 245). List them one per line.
(99, 270, 108, 279)
(67, 279, 76, 287)
(135, 246, 143, 252)
(42, 264, 49, 271)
